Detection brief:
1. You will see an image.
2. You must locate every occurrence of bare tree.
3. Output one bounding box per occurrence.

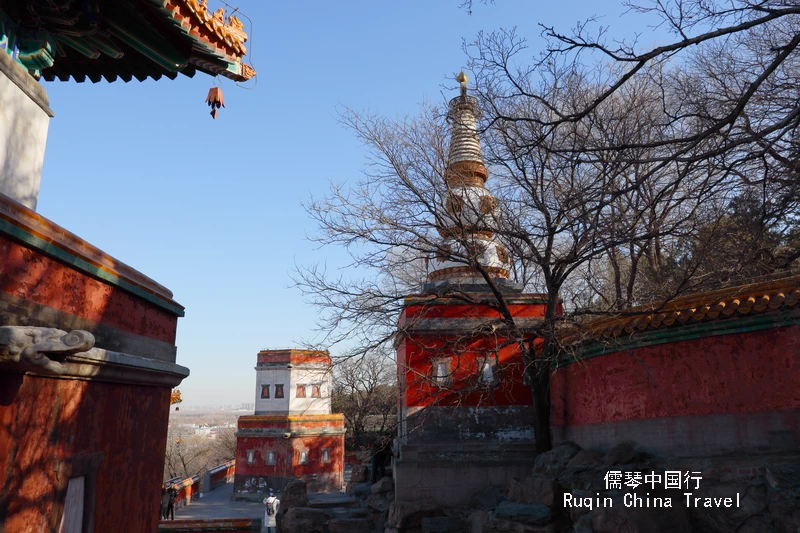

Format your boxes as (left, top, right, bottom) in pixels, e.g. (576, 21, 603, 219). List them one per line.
(466, 0, 800, 297)
(296, 70, 729, 452)
(468, 0, 800, 238)
(331, 350, 398, 450)
(296, 0, 800, 452)
(209, 428, 238, 464)
(163, 424, 213, 481)
(163, 422, 237, 481)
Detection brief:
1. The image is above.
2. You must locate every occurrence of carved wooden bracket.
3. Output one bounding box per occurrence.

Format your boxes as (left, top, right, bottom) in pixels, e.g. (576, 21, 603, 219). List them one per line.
(0, 326, 95, 375)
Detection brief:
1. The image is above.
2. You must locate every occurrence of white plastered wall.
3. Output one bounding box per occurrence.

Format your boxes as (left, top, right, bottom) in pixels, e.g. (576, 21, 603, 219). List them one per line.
(254, 366, 291, 414)
(254, 363, 332, 415)
(0, 54, 51, 211)
(287, 365, 332, 415)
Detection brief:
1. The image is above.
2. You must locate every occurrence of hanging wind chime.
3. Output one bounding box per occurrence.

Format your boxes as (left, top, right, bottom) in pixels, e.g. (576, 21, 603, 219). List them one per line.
(205, 86, 225, 119)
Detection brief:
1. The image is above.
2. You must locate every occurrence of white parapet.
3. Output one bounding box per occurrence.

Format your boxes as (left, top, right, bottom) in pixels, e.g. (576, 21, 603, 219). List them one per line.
(0, 51, 53, 211)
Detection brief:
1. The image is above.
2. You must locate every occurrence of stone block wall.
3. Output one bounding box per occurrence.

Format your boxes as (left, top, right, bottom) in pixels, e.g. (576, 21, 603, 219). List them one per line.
(393, 442, 537, 507)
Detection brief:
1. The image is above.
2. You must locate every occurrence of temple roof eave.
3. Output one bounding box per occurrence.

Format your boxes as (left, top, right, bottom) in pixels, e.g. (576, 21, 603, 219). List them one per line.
(2, 0, 256, 82)
(150, 0, 256, 82)
(562, 275, 800, 346)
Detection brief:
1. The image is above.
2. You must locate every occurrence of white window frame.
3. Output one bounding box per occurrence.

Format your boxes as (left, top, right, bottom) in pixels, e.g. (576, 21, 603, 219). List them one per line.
(246, 450, 255, 465)
(321, 448, 330, 463)
(478, 357, 499, 387)
(266, 450, 276, 465)
(432, 358, 451, 386)
(298, 450, 309, 464)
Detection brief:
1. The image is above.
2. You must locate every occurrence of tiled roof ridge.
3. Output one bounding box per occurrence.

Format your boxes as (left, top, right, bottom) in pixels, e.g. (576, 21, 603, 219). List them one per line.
(150, 0, 256, 81)
(566, 274, 800, 344)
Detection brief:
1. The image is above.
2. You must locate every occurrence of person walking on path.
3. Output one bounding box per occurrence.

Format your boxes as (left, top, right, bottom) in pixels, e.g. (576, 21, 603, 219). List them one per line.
(263, 489, 280, 533)
(160, 485, 170, 520)
(371, 433, 393, 484)
(166, 483, 178, 520)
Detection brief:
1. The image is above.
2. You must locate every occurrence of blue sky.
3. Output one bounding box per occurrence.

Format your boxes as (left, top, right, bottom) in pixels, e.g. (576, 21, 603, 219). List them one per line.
(37, 0, 661, 406)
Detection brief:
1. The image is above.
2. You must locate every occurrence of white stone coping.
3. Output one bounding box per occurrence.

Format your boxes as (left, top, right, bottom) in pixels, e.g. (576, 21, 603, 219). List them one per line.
(44, 347, 189, 387)
(0, 49, 54, 117)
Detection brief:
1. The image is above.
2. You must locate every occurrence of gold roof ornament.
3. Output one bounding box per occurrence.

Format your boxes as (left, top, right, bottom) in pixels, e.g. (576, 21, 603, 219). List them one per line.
(456, 71, 468, 97)
(170, 388, 183, 405)
(206, 86, 225, 119)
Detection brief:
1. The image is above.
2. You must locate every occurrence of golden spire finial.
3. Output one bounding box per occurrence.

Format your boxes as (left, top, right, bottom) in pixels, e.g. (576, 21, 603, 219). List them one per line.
(456, 71, 468, 97)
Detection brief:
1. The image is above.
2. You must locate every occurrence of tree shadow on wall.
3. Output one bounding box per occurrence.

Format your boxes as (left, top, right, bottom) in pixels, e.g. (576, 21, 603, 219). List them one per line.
(0, 370, 87, 531)
(0, 248, 87, 530)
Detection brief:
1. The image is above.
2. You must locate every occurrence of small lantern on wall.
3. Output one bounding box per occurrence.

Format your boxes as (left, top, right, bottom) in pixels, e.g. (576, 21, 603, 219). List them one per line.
(206, 87, 225, 119)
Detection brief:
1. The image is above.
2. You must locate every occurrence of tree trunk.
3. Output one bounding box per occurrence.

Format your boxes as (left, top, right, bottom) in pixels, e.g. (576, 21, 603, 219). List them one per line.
(528, 287, 560, 452)
(530, 366, 552, 453)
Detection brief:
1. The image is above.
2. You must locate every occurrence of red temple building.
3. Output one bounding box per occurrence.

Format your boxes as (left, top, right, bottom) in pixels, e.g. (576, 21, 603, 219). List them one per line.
(0, 2, 254, 532)
(393, 74, 556, 507)
(233, 349, 345, 497)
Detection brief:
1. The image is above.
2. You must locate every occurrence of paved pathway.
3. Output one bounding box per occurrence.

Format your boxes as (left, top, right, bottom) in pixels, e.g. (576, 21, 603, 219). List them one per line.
(173, 484, 266, 525)
(171, 483, 354, 531)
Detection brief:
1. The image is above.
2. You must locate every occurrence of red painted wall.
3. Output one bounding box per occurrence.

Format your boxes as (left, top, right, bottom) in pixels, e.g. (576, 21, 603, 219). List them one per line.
(550, 323, 800, 427)
(400, 301, 549, 321)
(399, 335, 533, 408)
(234, 417, 345, 492)
(398, 299, 551, 410)
(170, 475, 200, 507)
(235, 435, 344, 479)
(256, 350, 331, 366)
(209, 461, 235, 489)
(0, 235, 178, 343)
(0, 374, 171, 533)
(235, 436, 292, 480)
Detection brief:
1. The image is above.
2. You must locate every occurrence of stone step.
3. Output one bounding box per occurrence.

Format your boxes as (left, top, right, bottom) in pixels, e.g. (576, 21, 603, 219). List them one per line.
(398, 441, 538, 463)
(328, 517, 373, 533)
(400, 441, 537, 455)
(329, 507, 371, 520)
(307, 494, 359, 509)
